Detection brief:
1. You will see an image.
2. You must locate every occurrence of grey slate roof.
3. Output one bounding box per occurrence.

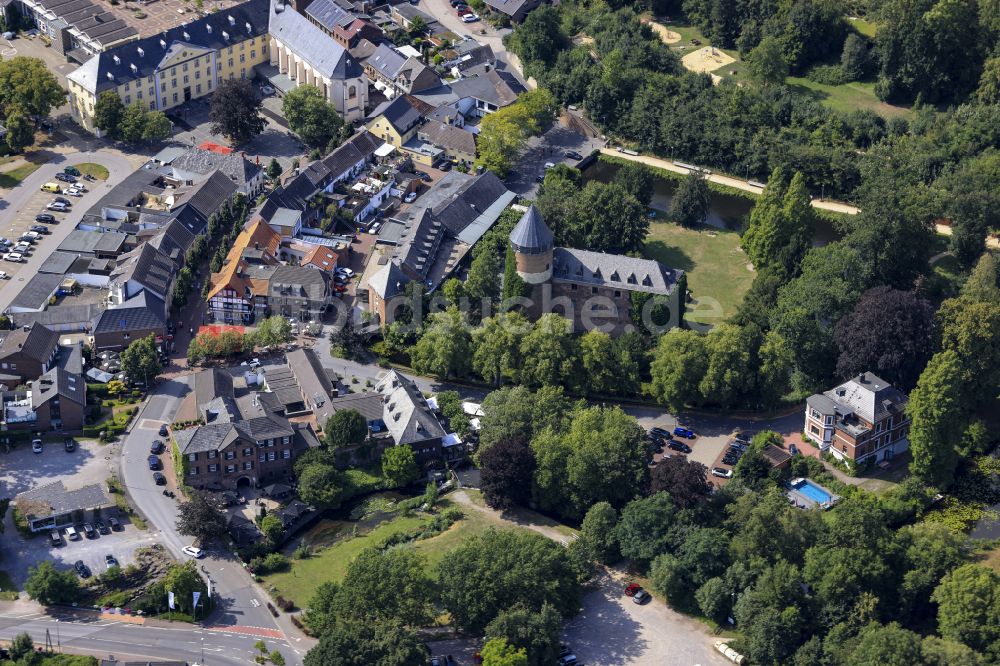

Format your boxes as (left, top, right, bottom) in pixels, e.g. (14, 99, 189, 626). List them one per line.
(176, 422, 239, 454)
(11, 304, 103, 330)
(449, 68, 524, 107)
(368, 95, 424, 134)
(390, 207, 444, 280)
(236, 415, 295, 440)
(552, 247, 682, 296)
(0, 323, 59, 364)
(368, 259, 408, 299)
(374, 370, 446, 445)
(93, 291, 166, 333)
(328, 391, 385, 421)
(194, 367, 235, 411)
(58, 230, 128, 256)
(39, 251, 80, 275)
(509, 205, 553, 254)
(821, 372, 908, 424)
(31, 367, 87, 407)
(270, 0, 362, 79)
(16, 481, 111, 519)
(321, 130, 383, 179)
(269, 265, 331, 302)
(305, 0, 355, 31)
(430, 171, 509, 238)
(67, 0, 269, 95)
(418, 121, 476, 156)
(113, 243, 176, 300)
(169, 148, 263, 189)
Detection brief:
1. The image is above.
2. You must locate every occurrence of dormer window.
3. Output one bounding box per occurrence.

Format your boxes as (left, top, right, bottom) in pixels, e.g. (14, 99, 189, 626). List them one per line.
(610, 271, 620, 282)
(183, 31, 190, 40)
(160, 39, 167, 48)
(137, 47, 144, 57)
(227, 14, 235, 25)
(207, 25, 213, 33)
(593, 268, 602, 279)
(222, 31, 230, 40)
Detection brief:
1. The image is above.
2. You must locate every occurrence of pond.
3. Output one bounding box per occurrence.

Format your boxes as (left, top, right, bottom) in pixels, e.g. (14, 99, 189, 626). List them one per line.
(582, 159, 841, 247)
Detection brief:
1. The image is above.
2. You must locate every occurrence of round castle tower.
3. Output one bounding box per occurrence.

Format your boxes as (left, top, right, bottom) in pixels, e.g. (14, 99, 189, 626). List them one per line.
(509, 204, 554, 284)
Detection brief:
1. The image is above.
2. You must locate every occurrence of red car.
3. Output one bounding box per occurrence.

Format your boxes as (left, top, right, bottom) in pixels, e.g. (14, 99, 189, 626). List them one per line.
(624, 583, 642, 597)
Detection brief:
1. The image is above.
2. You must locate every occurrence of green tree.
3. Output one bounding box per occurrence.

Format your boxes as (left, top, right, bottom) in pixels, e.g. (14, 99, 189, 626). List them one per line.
(24, 561, 80, 605)
(466, 241, 503, 304)
(480, 638, 528, 666)
(695, 577, 730, 625)
(907, 350, 966, 488)
(267, 158, 282, 181)
(932, 564, 1000, 654)
(962, 253, 1000, 304)
(472, 312, 528, 385)
(303, 581, 340, 636)
(741, 170, 813, 276)
(747, 37, 788, 86)
(3, 111, 34, 153)
(579, 330, 618, 395)
(840, 33, 871, 80)
(255, 315, 294, 347)
(282, 85, 344, 148)
(157, 561, 207, 614)
(485, 603, 562, 666)
(177, 490, 227, 544)
(119, 101, 150, 144)
(846, 622, 925, 666)
(303, 620, 427, 666)
(143, 111, 172, 143)
(439, 529, 581, 633)
(324, 409, 368, 448)
(670, 172, 710, 227)
(297, 463, 346, 509)
(649, 456, 713, 508)
(698, 324, 757, 408)
(120, 334, 162, 386)
(0, 56, 65, 121)
(9, 633, 33, 661)
(210, 78, 266, 144)
(614, 161, 654, 206)
(575, 181, 648, 254)
(381, 446, 420, 487)
(335, 548, 435, 626)
(615, 492, 675, 563)
(649, 329, 708, 410)
(519, 314, 579, 389)
(259, 514, 284, 544)
(577, 502, 619, 564)
(410, 306, 472, 379)
(480, 434, 536, 510)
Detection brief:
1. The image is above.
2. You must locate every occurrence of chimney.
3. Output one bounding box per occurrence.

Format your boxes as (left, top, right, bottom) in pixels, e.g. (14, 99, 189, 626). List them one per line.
(857, 374, 866, 384)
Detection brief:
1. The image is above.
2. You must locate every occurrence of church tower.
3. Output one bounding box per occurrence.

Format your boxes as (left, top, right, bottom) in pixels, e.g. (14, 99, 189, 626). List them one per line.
(509, 204, 554, 284)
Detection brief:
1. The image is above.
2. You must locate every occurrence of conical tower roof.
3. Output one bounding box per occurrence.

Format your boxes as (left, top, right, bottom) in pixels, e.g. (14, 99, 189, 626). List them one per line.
(509, 204, 553, 255)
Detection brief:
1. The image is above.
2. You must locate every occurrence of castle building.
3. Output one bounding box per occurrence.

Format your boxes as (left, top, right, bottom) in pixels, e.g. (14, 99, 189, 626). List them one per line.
(508, 205, 685, 336)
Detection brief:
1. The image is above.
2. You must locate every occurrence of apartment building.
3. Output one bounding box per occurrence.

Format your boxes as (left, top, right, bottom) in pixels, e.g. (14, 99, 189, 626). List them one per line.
(805, 372, 910, 465)
(66, 0, 270, 134)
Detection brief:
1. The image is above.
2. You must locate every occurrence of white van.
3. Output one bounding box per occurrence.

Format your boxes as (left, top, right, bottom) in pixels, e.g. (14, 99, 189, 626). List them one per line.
(64, 525, 80, 541)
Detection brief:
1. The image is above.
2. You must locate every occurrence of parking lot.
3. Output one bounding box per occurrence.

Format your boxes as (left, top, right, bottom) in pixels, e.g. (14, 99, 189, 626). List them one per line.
(507, 124, 607, 197)
(0, 185, 77, 277)
(0, 438, 158, 587)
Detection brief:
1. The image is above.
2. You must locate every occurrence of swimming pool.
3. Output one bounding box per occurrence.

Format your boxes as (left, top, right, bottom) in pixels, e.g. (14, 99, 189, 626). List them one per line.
(791, 478, 833, 504)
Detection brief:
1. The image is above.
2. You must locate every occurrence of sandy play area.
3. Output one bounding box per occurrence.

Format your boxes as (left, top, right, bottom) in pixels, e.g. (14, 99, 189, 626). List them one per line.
(682, 46, 736, 74)
(645, 20, 681, 45)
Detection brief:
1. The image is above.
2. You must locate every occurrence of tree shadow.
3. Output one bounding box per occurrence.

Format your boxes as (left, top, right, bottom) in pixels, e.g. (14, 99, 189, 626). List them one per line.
(644, 239, 695, 272)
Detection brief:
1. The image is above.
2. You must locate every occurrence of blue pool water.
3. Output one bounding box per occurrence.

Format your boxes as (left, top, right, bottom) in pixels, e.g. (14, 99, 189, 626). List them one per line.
(793, 479, 833, 504)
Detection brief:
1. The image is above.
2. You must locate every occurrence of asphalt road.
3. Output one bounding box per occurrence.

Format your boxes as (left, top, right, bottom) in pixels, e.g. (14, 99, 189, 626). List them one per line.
(0, 605, 296, 666)
(0, 151, 135, 314)
(119, 376, 308, 663)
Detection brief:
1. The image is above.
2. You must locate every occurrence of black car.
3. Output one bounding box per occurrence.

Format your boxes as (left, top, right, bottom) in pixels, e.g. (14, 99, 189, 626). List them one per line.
(649, 427, 673, 440)
(148, 455, 161, 470)
(96, 520, 109, 534)
(30, 225, 50, 234)
(108, 517, 121, 531)
(74, 560, 91, 578)
(64, 438, 76, 452)
(53, 196, 71, 205)
(417, 171, 432, 182)
(35, 213, 55, 223)
(150, 440, 165, 454)
(153, 471, 166, 485)
(566, 150, 584, 160)
(55, 173, 76, 183)
(667, 441, 691, 453)
(159, 423, 169, 436)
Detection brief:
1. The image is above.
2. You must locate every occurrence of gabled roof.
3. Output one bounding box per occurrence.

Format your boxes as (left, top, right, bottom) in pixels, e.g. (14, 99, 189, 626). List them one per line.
(449, 68, 525, 107)
(321, 130, 383, 180)
(0, 323, 59, 364)
(31, 367, 87, 407)
(268, 265, 331, 302)
(270, 0, 363, 79)
(145, 218, 198, 267)
(368, 259, 408, 299)
(509, 204, 553, 254)
(367, 95, 426, 135)
(301, 245, 339, 271)
(418, 121, 476, 155)
(169, 148, 263, 188)
(374, 370, 446, 445)
(821, 372, 909, 423)
(16, 481, 111, 520)
(430, 171, 509, 238)
(552, 247, 682, 296)
(113, 243, 177, 300)
(206, 220, 281, 300)
(68, 0, 269, 95)
(93, 291, 167, 333)
(305, 0, 355, 31)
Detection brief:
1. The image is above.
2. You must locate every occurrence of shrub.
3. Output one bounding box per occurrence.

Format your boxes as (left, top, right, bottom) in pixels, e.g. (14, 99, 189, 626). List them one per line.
(805, 64, 849, 86)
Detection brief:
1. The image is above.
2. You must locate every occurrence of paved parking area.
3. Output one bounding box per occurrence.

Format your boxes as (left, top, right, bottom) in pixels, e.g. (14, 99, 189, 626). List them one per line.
(0, 186, 74, 276)
(507, 124, 607, 197)
(563, 570, 730, 665)
(0, 437, 113, 498)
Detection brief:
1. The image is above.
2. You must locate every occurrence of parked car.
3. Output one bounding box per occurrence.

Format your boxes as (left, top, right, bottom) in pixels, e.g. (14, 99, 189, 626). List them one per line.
(158, 424, 169, 437)
(32, 439, 43, 453)
(153, 471, 166, 485)
(633, 589, 651, 604)
(673, 427, 696, 439)
(182, 546, 205, 558)
(50, 530, 62, 547)
(14, 243, 31, 253)
(96, 520, 109, 534)
(712, 467, 733, 479)
(462, 12, 479, 21)
(0, 272, 8, 280)
(667, 440, 691, 453)
(64, 188, 83, 197)
(55, 172, 75, 183)
(108, 517, 121, 531)
(544, 161, 556, 169)
(46, 202, 69, 212)
(4, 252, 24, 262)
(70, 183, 88, 193)
(22, 231, 40, 241)
(64, 438, 76, 452)
(30, 225, 50, 235)
(74, 561, 91, 578)
(35, 213, 55, 223)
(64, 166, 81, 176)
(624, 583, 642, 597)
(566, 150, 584, 160)
(557, 653, 578, 666)
(53, 196, 71, 205)
(150, 440, 165, 454)
(83, 523, 96, 538)
(148, 455, 161, 470)
(40, 182, 62, 193)
(105, 554, 118, 569)
(64, 526, 80, 541)
(403, 191, 418, 203)
(337, 267, 355, 278)
(0, 238, 10, 247)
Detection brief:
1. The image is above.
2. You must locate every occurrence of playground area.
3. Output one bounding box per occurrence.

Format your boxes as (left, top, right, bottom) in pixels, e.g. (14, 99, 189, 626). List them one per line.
(682, 46, 737, 74)
(645, 19, 681, 44)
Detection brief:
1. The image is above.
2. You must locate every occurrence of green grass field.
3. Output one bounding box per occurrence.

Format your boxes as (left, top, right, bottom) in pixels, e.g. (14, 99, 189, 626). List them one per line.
(0, 162, 42, 189)
(75, 163, 110, 180)
(847, 17, 877, 38)
(644, 222, 755, 327)
(787, 77, 911, 118)
(263, 498, 516, 606)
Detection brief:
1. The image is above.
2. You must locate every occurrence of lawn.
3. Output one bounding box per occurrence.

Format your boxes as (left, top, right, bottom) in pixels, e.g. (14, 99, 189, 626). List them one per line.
(264, 498, 513, 607)
(75, 162, 110, 180)
(644, 222, 754, 327)
(0, 162, 42, 189)
(787, 77, 911, 118)
(847, 16, 877, 38)
(0, 570, 19, 600)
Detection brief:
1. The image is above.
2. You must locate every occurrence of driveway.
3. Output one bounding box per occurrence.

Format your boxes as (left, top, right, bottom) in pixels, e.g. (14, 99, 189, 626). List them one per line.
(563, 570, 731, 666)
(416, 0, 526, 83)
(0, 150, 135, 313)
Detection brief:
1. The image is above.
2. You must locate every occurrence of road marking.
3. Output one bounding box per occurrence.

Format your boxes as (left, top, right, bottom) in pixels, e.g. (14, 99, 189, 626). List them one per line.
(250, 599, 260, 607)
